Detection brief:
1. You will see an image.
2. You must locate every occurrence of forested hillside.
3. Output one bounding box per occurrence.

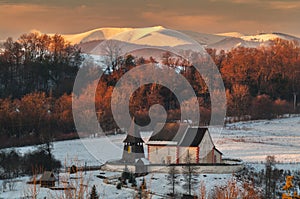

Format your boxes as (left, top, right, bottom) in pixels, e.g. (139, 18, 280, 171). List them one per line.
(0, 33, 299, 148)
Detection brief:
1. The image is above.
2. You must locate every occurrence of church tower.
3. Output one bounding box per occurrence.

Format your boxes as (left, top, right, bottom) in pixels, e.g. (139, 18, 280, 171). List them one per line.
(122, 118, 145, 163)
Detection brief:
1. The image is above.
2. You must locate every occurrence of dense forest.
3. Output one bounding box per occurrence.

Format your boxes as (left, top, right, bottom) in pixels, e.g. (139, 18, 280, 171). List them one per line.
(208, 39, 300, 119)
(0, 33, 81, 147)
(0, 33, 299, 148)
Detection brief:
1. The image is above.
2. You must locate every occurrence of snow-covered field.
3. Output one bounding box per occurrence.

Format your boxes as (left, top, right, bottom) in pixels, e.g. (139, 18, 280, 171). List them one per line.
(217, 116, 300, 163)
(14, 116, 300, 167)
(1, 116, 300, 198)
(0, 170, 235, 199)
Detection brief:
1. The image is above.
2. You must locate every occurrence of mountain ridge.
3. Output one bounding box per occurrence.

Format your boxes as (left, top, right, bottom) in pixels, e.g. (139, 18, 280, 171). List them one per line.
(59, 26, 300, 53)
(1, 27, 300, 54)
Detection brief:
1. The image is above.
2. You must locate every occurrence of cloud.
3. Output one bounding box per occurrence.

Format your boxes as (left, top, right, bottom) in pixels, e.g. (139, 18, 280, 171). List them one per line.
(141, 11, 223, 32)
(0, 0, 300, 39)
(225, 0, 300, 10)
(269, 1, 300, 10)
(0, 0, 96, 7)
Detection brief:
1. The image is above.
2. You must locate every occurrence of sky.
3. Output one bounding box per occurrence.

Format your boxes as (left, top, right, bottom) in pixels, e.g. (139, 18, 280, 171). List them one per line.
(1, 0, 300, 40)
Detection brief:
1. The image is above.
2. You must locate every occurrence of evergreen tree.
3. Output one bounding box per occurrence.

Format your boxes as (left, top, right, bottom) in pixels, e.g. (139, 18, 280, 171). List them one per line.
(90, 185, 99, 199)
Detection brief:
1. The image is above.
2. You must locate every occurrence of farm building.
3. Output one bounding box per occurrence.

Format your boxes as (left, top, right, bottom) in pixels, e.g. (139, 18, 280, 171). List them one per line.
(147, 122, 222, 164)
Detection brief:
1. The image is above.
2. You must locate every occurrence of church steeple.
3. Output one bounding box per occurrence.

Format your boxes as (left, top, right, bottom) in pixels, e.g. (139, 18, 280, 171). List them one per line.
(122, 117, 145, 163)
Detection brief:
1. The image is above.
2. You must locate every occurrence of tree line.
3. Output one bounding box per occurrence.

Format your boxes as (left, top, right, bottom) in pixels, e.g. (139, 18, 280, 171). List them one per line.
(0, 33, 300, 147)
(0, 32, 82, 98)
(208, 39, 300, 119)
(77, 39, 300, 135)
(0, 145, 61, 180)
(0, 32, 80, 148)
(0, 92, 74, 148)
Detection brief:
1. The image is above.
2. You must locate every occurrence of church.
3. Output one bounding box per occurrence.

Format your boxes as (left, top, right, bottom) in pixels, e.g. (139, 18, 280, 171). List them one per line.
(122, 120, 222, 165)
(147, 122, 222, 164)
(99, 120, 244, 174)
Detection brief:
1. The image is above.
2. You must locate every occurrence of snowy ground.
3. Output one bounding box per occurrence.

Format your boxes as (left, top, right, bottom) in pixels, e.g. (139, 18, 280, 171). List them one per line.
(1, 116, 300, 198)
(0, 170, 234, 199)
(14, 116, 300, 167)
(217, 116, 300, 163)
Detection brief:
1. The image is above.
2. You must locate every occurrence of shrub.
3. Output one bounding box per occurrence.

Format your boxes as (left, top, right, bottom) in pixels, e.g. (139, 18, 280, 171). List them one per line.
(116, 182, 122, 190)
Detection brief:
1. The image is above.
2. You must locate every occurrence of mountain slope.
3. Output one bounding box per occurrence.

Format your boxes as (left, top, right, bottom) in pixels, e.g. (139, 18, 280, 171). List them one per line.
(62, 27, 133, 44)
(55, 27, 300, 53)
(241, 32, 300, 43)
(216, 32, 245, 38)
(207, 37, 260, 52)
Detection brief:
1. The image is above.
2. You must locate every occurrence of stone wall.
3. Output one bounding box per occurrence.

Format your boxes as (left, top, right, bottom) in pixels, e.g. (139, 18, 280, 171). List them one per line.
(148, 163, 244, 174)
(101, 159, 244, 174)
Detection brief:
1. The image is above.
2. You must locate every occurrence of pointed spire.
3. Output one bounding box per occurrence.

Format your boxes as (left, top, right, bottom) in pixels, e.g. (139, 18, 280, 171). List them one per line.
(128, 116, 135, 137)
(123, 117, 144, 143)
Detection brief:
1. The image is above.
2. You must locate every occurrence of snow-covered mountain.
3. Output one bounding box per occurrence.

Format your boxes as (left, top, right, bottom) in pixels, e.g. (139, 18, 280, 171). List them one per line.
(61, 27, 134, 44)
(61, 26, 227, 47)
(216, 32, 245, 38)
(71, 27, 299, 53)
(10, 27, 300, 53)
(241, 32, 300, 42)
(210, 32, 300, 52)
(207, 37, 260, 52)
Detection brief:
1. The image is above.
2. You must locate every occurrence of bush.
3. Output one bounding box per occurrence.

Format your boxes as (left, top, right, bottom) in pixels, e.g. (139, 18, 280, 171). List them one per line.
(116, 182, 122, 189)
(0, 150, 21, 179)
(273, 99, 292, 116)
(0, 147, 61, 178)
(23, 148, 61, 174)
(131, 179, 137, 187)
(121, 167, 130, 180)
(70, 165, 77, 174)
(251, 95, 273, 119)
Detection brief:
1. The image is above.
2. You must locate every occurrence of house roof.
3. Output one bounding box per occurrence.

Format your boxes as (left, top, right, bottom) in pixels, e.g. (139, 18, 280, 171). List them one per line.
(148, 122, 208, 147)
(123, 117, 144, 143)
(39, 171, 56, 182)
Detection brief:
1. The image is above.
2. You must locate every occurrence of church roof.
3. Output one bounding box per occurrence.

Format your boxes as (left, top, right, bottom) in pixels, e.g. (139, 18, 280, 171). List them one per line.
(148, 122, 188, 142)
(123, 118, 144, 143)
(213, 146, 223, 155)
(148, 122, 208, 147)
(179, 127, 207, 147)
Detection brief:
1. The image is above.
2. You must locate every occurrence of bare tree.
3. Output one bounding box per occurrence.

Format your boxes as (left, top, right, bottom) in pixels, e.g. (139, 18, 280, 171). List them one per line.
(227, 84, 251, 119)
(199, 181, 206, 199)
(23, 169, 41, 199)
(102, 40, 123, 73)
(167, 165, 179, 197)
(182, 151, 198, 196)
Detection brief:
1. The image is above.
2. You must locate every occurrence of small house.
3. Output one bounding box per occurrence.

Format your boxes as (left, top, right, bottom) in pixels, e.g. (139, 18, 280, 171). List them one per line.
(147, 122, 222, 164)
(39, 171, 56, 187)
